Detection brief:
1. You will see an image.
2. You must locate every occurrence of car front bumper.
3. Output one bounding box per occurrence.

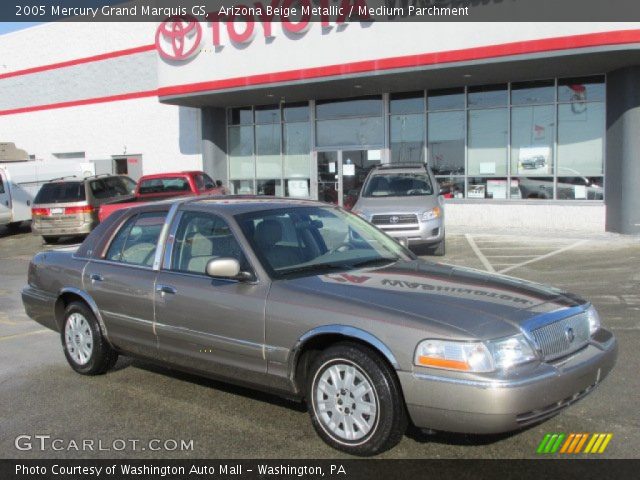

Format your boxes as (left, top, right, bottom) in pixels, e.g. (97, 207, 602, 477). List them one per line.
(373, 217, 444, 246)
(398, 328, 617, 434)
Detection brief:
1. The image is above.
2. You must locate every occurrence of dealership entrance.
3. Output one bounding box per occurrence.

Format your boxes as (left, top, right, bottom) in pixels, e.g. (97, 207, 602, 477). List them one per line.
(316, 150, 382, 209)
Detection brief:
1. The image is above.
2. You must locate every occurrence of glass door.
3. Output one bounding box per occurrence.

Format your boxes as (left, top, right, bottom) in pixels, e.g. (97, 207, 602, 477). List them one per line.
(316, 150, 382, 208)
(317, 151, 340, 205)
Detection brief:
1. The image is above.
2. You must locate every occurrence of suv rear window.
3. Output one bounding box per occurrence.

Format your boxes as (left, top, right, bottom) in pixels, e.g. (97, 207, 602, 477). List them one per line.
(34, 182, 86, 204)
(362, 172, 434, 198)
(138, 177, 190, 194)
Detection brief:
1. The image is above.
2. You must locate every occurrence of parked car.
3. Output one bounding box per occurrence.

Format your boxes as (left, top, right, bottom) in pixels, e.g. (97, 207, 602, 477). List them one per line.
(22, 197, 616, 455)
(98, 171, 225, 222)
(352, 164, 446, 255)
(31, 174, 136, 243)
(1, 158, 95, 232)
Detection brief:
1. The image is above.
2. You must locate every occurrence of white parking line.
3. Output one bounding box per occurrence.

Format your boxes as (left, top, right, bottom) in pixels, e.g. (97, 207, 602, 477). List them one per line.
(498, 240, 588, 274)
(465, 234, 495, 273)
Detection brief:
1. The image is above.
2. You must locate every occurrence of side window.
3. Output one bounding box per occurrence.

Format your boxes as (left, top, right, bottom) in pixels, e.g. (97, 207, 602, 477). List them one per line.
(105, 212, 166, 267)
(89, 180, 110, 199)
(171, 211, 247, 274)
(201, 173, 216, 190)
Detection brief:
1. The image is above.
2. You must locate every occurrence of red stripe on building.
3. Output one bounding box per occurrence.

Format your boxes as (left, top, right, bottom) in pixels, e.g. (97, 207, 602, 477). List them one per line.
(0, 44, 155, 80)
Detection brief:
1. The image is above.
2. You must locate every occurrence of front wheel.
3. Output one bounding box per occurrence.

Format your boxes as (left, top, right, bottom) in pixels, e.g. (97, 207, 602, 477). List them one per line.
(307, 343, 407, 456)
(61, 302, 118, 375)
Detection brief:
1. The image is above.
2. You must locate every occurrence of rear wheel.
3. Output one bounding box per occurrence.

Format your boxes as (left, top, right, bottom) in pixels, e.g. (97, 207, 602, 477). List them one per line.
(306, 343, 407, 456)
(43, 236, 60, 244)
(61, 302, 117, 375)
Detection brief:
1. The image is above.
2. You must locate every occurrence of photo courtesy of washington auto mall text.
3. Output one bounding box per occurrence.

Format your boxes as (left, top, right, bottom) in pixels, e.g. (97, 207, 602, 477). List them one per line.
(1, 0, 640, 479)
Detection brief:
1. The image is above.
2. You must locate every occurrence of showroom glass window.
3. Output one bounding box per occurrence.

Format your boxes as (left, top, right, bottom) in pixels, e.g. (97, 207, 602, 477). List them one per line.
(557, 76, 605, 200)
(428, 88, 465, 198)
(390, 92, 425, 163)
(510, 80, 555, 200)
(316, 96, 384, 147)
(227, 104, 311, 198)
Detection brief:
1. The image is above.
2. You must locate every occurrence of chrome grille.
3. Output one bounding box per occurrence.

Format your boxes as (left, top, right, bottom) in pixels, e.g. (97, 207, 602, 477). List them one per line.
(531, 312, 590, 361)
(371, 214, 418, 225)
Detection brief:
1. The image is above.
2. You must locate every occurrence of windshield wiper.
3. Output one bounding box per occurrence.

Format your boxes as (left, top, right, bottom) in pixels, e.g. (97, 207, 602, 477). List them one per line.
(278, 263, 352, 277)
(348, 258, 399, 269)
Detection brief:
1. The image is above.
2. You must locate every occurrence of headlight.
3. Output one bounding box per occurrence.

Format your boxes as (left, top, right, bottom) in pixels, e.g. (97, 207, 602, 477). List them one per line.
(486, 334, 536, 370)
(421, 207, 441, 222)
(586, 305, 601, 335)
(414, 339, 493, 372)
(415, 334, 537, 372)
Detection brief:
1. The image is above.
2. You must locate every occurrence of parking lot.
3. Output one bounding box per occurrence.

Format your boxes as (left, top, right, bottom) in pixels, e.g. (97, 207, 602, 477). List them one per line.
(0, 224, 638, 459)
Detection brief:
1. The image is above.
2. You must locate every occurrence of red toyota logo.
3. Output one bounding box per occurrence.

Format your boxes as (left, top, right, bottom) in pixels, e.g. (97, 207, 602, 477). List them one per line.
(155, 16, 202, 61)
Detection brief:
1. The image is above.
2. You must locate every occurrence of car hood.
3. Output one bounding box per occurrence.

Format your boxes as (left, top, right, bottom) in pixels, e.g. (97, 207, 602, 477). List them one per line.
(281, 260, 586, 340)
(354, 195, 440, 213)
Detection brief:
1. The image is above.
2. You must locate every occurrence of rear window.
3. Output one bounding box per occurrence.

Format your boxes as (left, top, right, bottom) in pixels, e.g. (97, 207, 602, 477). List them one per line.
(138, 177, 190, 195)
(34, 182, 86, 204)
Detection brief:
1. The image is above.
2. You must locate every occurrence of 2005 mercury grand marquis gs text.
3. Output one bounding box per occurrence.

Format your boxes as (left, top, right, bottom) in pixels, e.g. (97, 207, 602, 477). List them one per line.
(21, 197, 617, 455)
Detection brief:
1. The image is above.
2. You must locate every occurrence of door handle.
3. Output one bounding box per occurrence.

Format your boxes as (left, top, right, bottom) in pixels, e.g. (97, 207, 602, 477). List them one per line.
(90, 274, 103, 283)
(156, 284, 177, 295)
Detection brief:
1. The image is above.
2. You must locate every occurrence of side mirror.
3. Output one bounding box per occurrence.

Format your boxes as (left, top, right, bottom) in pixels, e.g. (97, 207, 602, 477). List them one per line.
(205, 257, 250, 280)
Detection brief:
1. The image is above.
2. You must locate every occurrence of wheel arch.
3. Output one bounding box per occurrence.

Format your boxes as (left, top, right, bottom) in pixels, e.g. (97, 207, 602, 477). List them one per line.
(289, 325, 400, 395)
(55, 288, 112, 346)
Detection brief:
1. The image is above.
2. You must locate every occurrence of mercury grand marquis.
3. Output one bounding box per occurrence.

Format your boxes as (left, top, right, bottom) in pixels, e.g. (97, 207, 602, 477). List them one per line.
(22, 197, 617, 455)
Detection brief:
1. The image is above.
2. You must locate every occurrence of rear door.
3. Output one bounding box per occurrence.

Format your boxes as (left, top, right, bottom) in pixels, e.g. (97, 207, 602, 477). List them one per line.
(84, 210, 167, 357)
(0, 170, 11, 224)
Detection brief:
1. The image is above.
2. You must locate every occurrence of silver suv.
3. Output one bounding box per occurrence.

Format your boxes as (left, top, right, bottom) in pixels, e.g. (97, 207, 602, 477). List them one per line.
(352, 164, 445, 255)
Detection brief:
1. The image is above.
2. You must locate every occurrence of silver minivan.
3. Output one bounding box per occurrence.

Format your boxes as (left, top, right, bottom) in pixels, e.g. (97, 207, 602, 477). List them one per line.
(352, 164, 445, 255)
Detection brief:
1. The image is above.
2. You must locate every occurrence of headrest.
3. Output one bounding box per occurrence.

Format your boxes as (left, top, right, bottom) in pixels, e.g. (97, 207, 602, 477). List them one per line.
(255, 219, 282, 248)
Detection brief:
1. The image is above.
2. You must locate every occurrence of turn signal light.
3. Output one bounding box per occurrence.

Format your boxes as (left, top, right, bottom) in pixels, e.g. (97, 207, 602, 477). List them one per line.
(417, 356, 470, 371)
(31, 208, 50, 216)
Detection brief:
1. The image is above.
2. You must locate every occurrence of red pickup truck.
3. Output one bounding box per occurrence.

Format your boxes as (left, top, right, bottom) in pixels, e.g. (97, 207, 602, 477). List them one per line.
(99, 171, 225, 222)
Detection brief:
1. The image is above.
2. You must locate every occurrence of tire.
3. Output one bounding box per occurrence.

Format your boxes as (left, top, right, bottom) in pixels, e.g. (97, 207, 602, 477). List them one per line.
(61, 301, 118, 375)
(6, 222, 21, 232)
(43, 236, 60, 244)
(306, 342, 407, 456)
(428, 239, 446, 256)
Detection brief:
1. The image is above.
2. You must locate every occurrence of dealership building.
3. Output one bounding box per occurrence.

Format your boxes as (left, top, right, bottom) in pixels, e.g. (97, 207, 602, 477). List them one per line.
(1, 19, 640, 233)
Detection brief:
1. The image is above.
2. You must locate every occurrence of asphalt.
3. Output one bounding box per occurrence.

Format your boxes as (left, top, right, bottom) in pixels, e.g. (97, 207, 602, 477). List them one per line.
(0, 224, 638, 459)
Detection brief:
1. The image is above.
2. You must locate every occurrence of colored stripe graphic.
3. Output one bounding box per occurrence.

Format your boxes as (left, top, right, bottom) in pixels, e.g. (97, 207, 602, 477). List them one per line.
(539, 433, 613, 454)
(537, 433, 565, 454)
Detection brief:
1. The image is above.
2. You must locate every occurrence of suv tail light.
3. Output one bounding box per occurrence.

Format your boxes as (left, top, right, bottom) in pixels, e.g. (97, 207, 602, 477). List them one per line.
(64, 205, 95, 214)
(31, 208, 50, 216)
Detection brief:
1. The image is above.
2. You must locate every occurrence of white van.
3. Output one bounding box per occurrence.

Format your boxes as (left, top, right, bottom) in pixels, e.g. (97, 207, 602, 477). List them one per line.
(0, 161, 95, 230)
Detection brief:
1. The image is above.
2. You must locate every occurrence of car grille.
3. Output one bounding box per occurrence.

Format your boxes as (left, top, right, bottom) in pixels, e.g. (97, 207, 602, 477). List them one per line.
(371, 214, 418, 226)
(531, 312, 590, 361)
(516, 382, 596, 426)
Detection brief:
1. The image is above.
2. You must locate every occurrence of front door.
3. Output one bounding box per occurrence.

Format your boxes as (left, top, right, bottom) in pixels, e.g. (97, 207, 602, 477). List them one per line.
(316, 150, 381, 209)
(154, 210, 268, 380)
(0, 171, 11, 224)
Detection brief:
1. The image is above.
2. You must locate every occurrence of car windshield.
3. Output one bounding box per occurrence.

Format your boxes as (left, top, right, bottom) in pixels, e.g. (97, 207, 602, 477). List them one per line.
(138, 177, 190, 194)
(236, 206, 415, 279)
(362, 172, 433, 197)
(34, 182, 85, 204)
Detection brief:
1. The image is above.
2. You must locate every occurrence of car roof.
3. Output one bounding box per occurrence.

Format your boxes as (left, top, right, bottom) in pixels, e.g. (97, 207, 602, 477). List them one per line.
(372, 163, 427, 171)
(138, 172, 199, 181)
